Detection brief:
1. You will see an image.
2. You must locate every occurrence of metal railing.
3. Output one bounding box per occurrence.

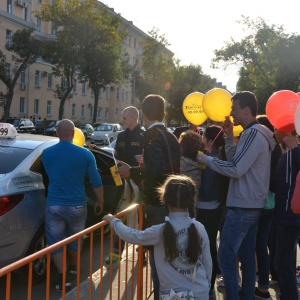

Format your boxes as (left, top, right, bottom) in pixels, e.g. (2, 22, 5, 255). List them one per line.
(0, 204, 153, 300)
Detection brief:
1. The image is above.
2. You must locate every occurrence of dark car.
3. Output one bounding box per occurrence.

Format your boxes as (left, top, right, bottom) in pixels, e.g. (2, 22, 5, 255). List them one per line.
(0, 131, 125, 282)
(6, 118, 35, 133)
(31, 120, 57, 135)
(43, 120, 59, 136)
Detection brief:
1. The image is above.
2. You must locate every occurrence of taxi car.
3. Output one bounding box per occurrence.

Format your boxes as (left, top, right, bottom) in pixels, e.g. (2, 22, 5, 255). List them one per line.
(0, 123, 125, 282)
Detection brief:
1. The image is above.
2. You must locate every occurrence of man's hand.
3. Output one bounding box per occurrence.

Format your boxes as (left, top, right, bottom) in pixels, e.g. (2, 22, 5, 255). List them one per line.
(102, 213, 115, 223)
(116, 161, 131, 178)
(94, 201, 103, 216)
(222, 116, 234, 138)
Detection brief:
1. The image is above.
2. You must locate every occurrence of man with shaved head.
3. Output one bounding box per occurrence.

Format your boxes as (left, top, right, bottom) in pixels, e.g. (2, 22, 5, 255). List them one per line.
(42, 119, 104, 293)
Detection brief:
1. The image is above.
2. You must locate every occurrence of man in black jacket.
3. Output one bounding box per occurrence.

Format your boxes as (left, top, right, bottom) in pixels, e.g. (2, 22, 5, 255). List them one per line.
(117, 94, 180, 300)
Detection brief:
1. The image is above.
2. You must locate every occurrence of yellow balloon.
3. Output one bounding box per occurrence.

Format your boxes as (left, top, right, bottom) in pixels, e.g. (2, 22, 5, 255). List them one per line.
(230, 117, 243, 137)
(73, 127, 85, 146)
(202, 88, 232, 122)
(182, 92, 207, 125)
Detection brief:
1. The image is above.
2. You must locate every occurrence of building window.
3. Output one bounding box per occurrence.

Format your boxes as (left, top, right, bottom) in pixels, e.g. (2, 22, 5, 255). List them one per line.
(126, 92, 128, 103)
(73, 79, 77, 93)
(82, 81, 86, 95)
(97, 107, 102, 119)
(38, 0, 42, 3)
(7, 0, 12, 13)
(24, 6, 28, 21)
(81, 105, 85, 118)
(34, 99, 40, 115)
(72, 104, 76, 117)
(91, 88, 94, 97)
(51, 21, 56, 35)
(106, 87, 110, 100)
(6, 30, 12, 47)
(20, 69, 26, 85)
(116, 87, 120, 100)
(5, 63, 11, 80)
(128, 35, 131, 47)
(122, 89, 124, 101)
(20, 97, 26, 114)
(134, 38, 137, 48)
(133, 57, 136, 67)
(35, 71, 40, 87)
(61, 77, 67, 89)
(37, 17, 42, 32)
(46, 100, 52, 115)
(105, 108, 109, 120)
(47, 73, 53, 89)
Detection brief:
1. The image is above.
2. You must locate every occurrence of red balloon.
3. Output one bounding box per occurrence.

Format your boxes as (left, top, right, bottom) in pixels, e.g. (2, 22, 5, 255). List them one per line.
(266, 90, 300, 132)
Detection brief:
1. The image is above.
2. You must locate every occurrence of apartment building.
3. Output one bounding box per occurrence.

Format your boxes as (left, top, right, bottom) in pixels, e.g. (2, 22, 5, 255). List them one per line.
(0, 1, 171, 124)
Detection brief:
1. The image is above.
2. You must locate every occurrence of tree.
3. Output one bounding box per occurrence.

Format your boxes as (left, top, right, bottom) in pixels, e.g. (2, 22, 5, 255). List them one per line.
(165, 63, 215, 125)
(212, 16, 300, 113)
(0, 28, 40, 119)
(135, 28, 175, 103)
(37, 0, 130, 121)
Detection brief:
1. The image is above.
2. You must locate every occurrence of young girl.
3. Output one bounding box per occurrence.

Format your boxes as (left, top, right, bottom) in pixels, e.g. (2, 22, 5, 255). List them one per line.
(103, 174, 212, 299)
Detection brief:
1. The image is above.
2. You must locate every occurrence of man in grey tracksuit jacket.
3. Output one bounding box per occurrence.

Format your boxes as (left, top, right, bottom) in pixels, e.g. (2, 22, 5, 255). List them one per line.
(197, 91, 276, 300)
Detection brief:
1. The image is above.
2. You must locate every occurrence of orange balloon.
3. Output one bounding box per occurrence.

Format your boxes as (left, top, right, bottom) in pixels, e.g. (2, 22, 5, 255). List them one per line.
(266, 90, 300, 132)
(73, 127, 85, 146)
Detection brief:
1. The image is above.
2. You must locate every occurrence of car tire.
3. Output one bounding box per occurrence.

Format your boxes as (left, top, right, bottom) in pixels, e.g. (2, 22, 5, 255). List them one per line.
(16, 226, 47, 284)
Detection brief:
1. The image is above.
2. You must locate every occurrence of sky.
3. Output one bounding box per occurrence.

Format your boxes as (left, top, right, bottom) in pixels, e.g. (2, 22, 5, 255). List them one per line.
(102, 0, 300, 93)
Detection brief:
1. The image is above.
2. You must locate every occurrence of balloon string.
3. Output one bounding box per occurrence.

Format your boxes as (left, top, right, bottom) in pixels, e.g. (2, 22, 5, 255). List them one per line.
(106, 134, 118, 169)
(208, 128, 223, 153)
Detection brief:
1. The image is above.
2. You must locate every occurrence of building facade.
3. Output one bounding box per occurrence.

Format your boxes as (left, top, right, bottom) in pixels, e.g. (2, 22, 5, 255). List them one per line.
(0, 1, 168, 124)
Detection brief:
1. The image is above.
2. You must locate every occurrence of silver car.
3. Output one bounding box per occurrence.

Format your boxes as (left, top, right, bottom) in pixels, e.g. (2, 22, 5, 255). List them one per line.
(90, 123, 123, 145)
(0, 131, 125, 282)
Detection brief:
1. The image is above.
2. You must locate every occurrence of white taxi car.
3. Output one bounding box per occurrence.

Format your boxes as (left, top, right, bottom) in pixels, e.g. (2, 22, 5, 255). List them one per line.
(0, 123, 125, 282)
(90, 123, 123, 145)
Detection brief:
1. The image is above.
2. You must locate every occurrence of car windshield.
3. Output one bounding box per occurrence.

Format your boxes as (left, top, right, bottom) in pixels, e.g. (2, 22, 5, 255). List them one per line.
(0, 147, 32, 173)
(96, 125, 113, 131)
(48, 121, 57, 127)
(12, 120, 20, 127)
(78, 125, 86, 129)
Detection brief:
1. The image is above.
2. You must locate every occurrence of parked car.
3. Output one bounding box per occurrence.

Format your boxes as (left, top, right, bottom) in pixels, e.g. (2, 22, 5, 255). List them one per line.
(0, 127, 125, 282)
(91, 123, 123, 145)
(92, 122, 103, 129)
(31, 120, 57, 135)
(77, 123, 94, 139)
(5, 118, 35, 133)
(43, 120, 59, 136)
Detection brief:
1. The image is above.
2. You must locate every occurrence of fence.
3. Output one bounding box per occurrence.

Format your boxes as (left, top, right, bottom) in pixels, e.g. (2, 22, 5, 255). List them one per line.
(0, 203, 153, 300)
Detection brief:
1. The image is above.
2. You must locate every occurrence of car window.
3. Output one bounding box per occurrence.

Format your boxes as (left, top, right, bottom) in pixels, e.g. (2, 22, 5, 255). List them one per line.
(48, 121, 57, 127)
(96, 125, 113, 131)
(0, 147, 32, 173)
(30, 156, 43, 174)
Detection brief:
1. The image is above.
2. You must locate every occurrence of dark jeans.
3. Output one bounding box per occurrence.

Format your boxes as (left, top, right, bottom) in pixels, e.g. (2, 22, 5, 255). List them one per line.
(255, 209, 274, 289)
(273, 225, 300, 300)
(197, 206, 222, 290)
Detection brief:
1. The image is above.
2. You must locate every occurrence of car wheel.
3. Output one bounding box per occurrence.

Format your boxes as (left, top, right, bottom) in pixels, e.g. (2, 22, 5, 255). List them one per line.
(16, 226, 47, 283)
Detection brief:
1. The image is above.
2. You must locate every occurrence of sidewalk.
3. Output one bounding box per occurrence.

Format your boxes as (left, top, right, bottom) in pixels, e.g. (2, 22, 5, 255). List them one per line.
(64, 246, 300, 300)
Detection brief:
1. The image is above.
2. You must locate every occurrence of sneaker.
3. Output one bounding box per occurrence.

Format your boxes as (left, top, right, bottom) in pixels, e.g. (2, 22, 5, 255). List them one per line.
(67, 266, 77, 280)
(53, 281, 72, 293)
(105, 252, 120, 265)
(255, 287, 271, 300)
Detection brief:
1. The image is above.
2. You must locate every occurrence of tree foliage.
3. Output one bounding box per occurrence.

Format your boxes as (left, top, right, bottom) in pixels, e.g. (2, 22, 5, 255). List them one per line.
(37, 0, 131, 121)
(212, 16, 300, 113)
(0, 28, 40, 119)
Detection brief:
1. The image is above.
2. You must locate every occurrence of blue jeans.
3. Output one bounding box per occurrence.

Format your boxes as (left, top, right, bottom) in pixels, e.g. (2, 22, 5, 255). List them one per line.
(256, 209, 274, 289)
(149, 249, 160, 300)
(273, 225, 300, 300)
(46, 205, 87, 255)
(218, 208, 261, 300)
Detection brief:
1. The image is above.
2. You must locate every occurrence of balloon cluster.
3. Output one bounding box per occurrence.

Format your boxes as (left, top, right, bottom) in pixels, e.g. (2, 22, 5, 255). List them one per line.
(182, 88, 242, 136)
(266, 90, 300, 133)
